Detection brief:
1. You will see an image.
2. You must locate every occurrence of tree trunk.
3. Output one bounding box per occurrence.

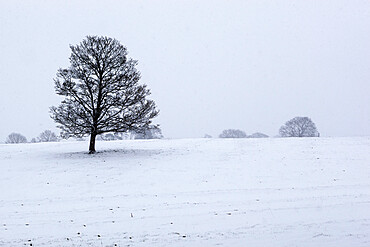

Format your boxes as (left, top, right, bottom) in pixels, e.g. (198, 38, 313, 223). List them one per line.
(89, 132, 97, 154)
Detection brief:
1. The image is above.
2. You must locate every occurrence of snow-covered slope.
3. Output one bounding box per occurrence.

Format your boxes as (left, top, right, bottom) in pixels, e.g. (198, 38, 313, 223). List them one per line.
(0, 137, 369, 246)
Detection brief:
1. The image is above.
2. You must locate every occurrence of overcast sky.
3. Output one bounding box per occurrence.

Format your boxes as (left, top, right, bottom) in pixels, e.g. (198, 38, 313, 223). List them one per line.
(0, 0, 369, 141)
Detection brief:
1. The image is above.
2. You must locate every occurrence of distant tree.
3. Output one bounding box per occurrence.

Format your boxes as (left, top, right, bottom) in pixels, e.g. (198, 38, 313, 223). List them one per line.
(112, 132, 129, 140)
(5, 133, 27, 144)
(279, 117, 319, 137)
(75, 137, 86, 142)
(248, 132, 269, 138)
(50, 36, 159, 153)
(204, 134, 212, 138)
(100, 133, 116, 141)
(219, 129, 247, 138)
(38, 130, 58, 142)
(97, 132, 130, 141)
(133, 125, 163, 139)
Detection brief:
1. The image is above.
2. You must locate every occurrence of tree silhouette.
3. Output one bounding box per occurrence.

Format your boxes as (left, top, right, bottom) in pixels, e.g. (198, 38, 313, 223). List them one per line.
(50, 36, 159, 153)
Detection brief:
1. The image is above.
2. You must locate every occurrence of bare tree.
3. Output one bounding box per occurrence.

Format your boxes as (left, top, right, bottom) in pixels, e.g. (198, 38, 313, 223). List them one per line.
(38, 130, 58, 142)
(219, 129, 247, 138)
(5, 133, 27, 144)
(50, 36, 159, 153)
(279, 117, 319, 137)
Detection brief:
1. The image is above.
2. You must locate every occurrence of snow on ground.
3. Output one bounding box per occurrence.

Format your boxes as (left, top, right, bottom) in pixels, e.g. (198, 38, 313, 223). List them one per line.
(0, 137, 369, 247)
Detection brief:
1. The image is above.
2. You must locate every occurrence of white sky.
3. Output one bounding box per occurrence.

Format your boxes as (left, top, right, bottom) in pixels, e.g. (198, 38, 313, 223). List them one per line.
(0, 0, 369, 141)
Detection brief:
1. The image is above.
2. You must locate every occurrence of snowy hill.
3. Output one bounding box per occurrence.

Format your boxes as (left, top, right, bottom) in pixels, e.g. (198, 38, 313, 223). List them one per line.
(0, 137, 369, 246)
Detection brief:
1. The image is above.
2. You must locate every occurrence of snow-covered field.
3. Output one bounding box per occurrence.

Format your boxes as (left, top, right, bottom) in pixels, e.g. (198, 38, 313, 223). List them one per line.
(0, 137, 369, 247)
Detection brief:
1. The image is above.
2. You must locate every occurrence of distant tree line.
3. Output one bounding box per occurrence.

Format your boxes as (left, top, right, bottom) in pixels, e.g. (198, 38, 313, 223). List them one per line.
(212, 116, 319, 139)
(218, 129, 269, 139)
(4, 130, 59, 144)
(5, 116, 318, 144)
(4, 126, 162, 144)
